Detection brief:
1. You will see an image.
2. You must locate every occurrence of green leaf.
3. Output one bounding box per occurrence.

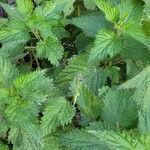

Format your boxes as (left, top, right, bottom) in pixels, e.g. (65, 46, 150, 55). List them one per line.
(34, 0, 42, 5)
(75, 33, 93, 52)
(44, 135, 62, 150)
(125, 60, 143, 79)
(0, 19, 30, 44)
(116, 1, 150, 48)
(71, 12, 110, 37)
(123, 24, 150, 48)
(63, 0, 76, 17)
(74, 84, 102, 119)
(41, 97, 75, 135)
(9, 124, 43, 150)
(0, 41, 25, 62)
(95, 0, 119, 23)
(13, 70, 53, 105)
(103, 66, 120, 85)
(142, 21, 150, 36)
(52, 27, 69, 39)
(117, 0, 143, 25)
(121, 36, 150, 64)
(120, 65, 150, 89)
(137, 135, 150, 149)
(143, 0, 150, 22)
(55, 53, 90, 90)
(0, 18, 8, 28)
(86, 121, 111, 131)
(16, 0, 33, 15)
(34, 1, 64, 19)
(0, 27, 30, 43)
(0, 115, 8, 137)
(102, 89, 138, 129)
(59, 129, 109, 150)
(83, 0, 96, 10)
(89, 130, 138, 150)
(0, 58, 18, 87)
(0, 142, 9, 150)
(89, 29, 123, 63)
(84, 68, 108, 95)
(90, 130, 150, 149)
(36, 36, 64, 66)
(138, 108, 150, 135)
(28, 19, 53, 38)
(142, 86, 150, 111)
(136, 85, 150, 134)
(0, 2, 24, 20)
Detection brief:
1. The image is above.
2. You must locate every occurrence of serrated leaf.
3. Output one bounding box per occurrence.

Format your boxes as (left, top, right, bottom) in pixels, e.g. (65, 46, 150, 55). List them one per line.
(89, 29, 123, 63)
(63, 0, 76, 17)
(89, 130, 138, 150)
(16, 0, 33, 15)
(104, 66, 120, 84)
(13, 70, 53, 104)
(117, 0, 143, 25)
(116, 0, 150, 48)
(0, 2, 24, 20)
(59, 129, 109, 150)
(138, 108, 150, 135)
(102, 89, 138, 129)
(136, 85, 150, 135)
(74, 84, 102, 119)
(9, 124, 43, 150)
(90, 130, 150, 149)
(36, 36, 64, 66)
(143, 0, 150, 22)
(84, 68, 108, 95)
(86, 121, 111, 131)
(75, 33, 93, 52)
(71, 12, 110, 37)
(0, 58, 18, 87)
(55, 53, 90, 90)
(121, 36, 150, 64)
(0, 18, 8, 27)
(34, 1, 64, 19)
(0, 40, 25, 62)
(44, 135, 62, 150)
(126, 26, 150, 48)
(120, 65, 150, 89)
(125, 60, 143, 79)
(83, 0, 96, 10)
(95, 0, 119, 23)
(0, 27, 30, 43)
(41, 97, 75, 135)
(0, 116, 8, 137)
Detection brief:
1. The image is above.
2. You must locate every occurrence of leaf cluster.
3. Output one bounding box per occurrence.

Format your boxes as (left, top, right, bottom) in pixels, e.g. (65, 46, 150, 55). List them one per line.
(0, 0, 150, 149)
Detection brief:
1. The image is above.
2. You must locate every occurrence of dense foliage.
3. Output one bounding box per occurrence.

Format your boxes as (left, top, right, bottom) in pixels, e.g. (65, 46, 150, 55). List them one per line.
(0, 0, 150, 149)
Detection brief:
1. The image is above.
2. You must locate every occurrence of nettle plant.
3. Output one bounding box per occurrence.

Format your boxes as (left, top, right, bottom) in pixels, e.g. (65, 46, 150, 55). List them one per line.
(0, 0, 150, 149)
